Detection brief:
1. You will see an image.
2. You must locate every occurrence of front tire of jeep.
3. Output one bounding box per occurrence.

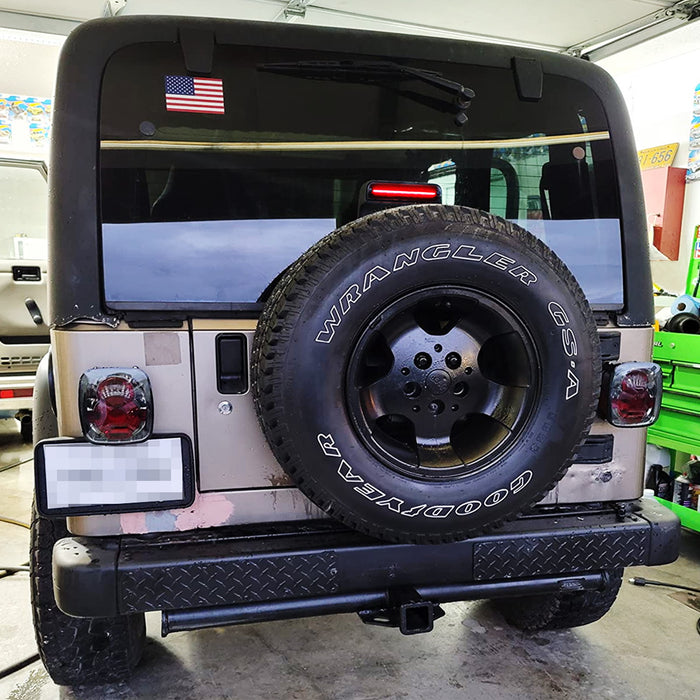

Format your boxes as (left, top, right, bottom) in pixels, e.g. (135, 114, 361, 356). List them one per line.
(30, 503, 146, 685)
(492, 569, 624, 631)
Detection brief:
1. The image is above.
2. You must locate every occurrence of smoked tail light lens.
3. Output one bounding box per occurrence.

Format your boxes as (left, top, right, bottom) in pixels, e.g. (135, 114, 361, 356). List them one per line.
(601, 362, 662, 428)
(79, 368, 153, 444)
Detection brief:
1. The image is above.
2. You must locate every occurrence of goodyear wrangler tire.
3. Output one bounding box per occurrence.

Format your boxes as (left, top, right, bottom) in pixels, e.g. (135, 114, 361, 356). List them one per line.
(253, 205, 600, 543)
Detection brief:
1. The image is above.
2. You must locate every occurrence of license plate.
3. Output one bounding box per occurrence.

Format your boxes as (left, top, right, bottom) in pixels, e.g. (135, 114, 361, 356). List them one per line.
(35, 435, 194, 517)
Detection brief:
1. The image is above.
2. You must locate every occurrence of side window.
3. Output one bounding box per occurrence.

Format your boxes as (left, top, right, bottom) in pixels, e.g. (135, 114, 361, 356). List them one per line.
(0, 160, 48, 260)
(489, 167, 507, 218)
(491, 146, 548, 220)
(427, 160, 456, 205)
(489, 159, 520, 219)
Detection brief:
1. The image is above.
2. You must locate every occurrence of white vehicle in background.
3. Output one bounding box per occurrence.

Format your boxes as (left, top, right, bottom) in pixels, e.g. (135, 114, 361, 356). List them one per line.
(0, 156, 49, 441)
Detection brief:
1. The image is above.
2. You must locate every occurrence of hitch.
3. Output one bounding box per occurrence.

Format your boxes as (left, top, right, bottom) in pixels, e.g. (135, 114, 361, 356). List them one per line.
(358, 587, 445, 635)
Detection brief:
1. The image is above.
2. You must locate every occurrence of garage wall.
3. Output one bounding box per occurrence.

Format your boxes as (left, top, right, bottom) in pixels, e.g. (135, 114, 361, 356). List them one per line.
(0, 29, 61, 97)
(597, 22, 700, 295)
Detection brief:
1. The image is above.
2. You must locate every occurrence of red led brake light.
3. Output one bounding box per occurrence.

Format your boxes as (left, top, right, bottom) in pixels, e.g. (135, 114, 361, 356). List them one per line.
(368, 183, 441, 200)
(0, 388, 33, 399)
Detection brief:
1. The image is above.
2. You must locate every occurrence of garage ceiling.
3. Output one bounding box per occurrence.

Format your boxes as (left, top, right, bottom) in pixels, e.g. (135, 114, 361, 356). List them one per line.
(0, 0, 698, 58)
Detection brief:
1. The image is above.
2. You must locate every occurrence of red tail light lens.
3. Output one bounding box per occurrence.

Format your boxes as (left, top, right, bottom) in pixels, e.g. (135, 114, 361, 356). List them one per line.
(79, 368, 153, 443)
(367, 182, 441, 201)
(605, 362, 662, 428)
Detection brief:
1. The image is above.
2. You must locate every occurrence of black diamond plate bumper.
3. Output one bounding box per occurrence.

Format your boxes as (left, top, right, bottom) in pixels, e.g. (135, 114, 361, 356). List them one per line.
(53, 498, 679, 619)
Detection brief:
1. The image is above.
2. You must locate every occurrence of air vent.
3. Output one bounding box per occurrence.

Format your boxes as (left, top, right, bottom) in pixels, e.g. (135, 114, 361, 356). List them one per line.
(0, 355, 43, 369)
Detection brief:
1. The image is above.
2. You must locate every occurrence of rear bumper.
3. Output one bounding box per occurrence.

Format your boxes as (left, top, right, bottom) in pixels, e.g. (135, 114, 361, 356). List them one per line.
(53, 498, 680, 621)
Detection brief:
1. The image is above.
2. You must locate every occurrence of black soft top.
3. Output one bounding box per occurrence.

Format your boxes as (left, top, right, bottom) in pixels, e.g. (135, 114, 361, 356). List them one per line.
(49, 15, 652, 328)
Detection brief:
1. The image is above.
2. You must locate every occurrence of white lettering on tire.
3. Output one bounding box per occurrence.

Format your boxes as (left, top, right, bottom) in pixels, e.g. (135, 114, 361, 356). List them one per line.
(315, 304, 342, 344)
(317, 432, 534, 520)
(337, 459, 363, 483)
(424, 505, 455, 518)
(362, 265, 391, 292)
(566, 370, 580, 401)
(354, 483, 386, 500)
(510, 470, 533, 494)
(393, 248, 420, 271)
(548, 302, 580, 400)
(315, 243, 538, 345)
(484, 489, 509, 508)
(318, 433, 341, 457)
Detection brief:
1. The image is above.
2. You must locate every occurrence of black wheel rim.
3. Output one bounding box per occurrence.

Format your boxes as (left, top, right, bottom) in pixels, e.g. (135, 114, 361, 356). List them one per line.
(345, 286, 541, 480)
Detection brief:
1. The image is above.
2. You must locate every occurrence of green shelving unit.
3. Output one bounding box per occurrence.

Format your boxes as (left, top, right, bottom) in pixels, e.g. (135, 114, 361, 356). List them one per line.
(648, 330, 700, 532)
(656, 498, 700, 531)
(649, 330, 700, 453)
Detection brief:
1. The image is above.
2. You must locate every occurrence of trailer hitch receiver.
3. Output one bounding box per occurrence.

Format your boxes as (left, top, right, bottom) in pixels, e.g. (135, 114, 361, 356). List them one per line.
(358, 587, 446, 635)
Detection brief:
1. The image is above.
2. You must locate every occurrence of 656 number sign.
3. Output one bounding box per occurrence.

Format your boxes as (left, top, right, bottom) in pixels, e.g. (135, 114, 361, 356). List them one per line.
(638, 143, 679, 170)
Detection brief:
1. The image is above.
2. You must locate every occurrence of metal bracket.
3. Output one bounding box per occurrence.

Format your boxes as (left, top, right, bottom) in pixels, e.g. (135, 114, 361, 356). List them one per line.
(564, 0, 700, 59)
(103, 0, 127, 17)
(614, 501, 636, 521)
(284, 0, 309, 19)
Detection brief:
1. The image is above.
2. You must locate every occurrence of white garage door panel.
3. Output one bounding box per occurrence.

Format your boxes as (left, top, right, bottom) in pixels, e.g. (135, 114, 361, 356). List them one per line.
(0, 0, 691, 57)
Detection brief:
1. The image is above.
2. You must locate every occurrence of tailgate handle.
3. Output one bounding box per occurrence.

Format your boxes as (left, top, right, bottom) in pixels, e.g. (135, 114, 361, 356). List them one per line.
(216, 334, 248, 394)
(13, 265, 41, 282)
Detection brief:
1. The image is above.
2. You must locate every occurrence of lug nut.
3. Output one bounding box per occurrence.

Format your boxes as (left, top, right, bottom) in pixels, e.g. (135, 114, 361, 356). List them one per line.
(445, 352, 461, 369)
(414, 352, 432, 370)
(453, 382, 467, 397)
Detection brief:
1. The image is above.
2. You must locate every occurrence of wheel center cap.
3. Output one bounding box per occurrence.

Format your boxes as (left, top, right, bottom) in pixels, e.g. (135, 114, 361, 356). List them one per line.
(425, 369, 451, 395)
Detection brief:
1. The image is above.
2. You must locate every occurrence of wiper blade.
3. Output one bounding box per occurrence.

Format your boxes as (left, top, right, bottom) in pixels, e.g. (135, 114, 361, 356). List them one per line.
(259, 60, 475, 125)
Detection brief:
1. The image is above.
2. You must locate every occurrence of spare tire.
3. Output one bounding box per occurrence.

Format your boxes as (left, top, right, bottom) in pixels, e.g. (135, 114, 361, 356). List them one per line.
(252, 205, 600, 543)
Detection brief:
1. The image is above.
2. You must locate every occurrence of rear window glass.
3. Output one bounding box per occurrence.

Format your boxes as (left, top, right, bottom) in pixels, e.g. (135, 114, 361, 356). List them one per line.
(99, 42, 623, 310)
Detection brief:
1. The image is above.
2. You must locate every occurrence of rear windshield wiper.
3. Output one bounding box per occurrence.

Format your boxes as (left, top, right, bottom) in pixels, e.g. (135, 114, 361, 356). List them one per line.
(259, 60, 475, 125)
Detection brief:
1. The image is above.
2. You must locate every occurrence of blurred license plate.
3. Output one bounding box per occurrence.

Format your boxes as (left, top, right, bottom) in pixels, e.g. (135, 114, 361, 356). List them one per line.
(34, 435, 193, 516)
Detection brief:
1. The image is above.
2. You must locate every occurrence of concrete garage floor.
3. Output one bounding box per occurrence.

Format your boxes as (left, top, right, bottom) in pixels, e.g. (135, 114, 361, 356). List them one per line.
(0, 419, 698, 700)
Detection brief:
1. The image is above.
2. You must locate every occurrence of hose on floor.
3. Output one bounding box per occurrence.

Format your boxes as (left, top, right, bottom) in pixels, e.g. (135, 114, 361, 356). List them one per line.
(630, 577, 700, 636)
(0, 512, 39, 677)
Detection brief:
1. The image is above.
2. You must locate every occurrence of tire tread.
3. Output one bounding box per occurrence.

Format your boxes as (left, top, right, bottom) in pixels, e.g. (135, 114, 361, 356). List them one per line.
(252, 205, 601, 544)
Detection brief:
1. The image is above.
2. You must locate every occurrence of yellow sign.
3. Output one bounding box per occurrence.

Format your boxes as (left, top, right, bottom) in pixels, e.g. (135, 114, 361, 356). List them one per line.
(638, 143, 679, 170)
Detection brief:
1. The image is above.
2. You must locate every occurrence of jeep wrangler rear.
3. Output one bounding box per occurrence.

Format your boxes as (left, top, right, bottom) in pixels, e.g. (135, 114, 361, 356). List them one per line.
(31, 15, 679, 685)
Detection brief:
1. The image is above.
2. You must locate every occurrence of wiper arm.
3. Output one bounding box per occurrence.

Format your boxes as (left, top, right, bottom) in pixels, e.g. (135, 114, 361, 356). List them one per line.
(259, 60, 475, 125)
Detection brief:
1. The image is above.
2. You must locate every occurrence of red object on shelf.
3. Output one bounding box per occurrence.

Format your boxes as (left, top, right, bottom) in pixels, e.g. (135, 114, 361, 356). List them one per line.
(641, 166, 686, 261)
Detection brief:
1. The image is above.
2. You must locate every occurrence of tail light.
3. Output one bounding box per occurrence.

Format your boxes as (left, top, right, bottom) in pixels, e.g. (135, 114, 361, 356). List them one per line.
(79, 368, 153, 444)
(0, 388, 33, 399)
(601, 362, 662, 428)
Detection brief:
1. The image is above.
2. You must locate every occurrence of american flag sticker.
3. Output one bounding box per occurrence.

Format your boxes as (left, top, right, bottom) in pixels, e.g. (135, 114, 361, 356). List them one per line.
(164, 75, 225, 114)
